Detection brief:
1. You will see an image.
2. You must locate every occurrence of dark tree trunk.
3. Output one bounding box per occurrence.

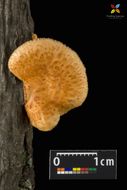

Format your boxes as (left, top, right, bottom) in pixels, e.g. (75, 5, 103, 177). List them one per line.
(0, 0, 35, 189)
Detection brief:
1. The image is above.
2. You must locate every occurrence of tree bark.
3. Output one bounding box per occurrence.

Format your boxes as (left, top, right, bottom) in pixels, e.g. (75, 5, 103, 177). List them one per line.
(0, 0, 35, 189)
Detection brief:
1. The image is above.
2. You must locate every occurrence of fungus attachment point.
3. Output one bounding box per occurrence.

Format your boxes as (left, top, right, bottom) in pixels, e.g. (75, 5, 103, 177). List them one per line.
(8, 37, 88, 131)
(32, 33, 38, 40)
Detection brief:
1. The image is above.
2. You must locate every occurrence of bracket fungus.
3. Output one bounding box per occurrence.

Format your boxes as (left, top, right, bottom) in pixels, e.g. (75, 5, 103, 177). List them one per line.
(8, 35, 88, 131)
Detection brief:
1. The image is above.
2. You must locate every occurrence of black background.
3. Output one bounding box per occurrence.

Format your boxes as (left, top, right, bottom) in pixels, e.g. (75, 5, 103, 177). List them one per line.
(30, 0, 124, 189)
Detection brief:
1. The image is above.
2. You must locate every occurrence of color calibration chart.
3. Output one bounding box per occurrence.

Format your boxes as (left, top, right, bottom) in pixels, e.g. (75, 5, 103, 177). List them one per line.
(49, 150, 117, 179)
(57, 167, 96, 174)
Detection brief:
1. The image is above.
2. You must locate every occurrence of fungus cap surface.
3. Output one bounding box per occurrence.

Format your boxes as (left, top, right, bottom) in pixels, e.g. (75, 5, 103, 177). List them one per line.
(8, 38, 88, 131)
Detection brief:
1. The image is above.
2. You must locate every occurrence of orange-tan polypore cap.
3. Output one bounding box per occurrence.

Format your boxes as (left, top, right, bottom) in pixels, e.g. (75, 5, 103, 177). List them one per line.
(8, 38, 88, 131)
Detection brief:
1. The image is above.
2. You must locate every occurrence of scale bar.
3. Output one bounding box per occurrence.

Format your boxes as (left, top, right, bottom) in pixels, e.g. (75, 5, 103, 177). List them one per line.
(56, 152, 98, 156)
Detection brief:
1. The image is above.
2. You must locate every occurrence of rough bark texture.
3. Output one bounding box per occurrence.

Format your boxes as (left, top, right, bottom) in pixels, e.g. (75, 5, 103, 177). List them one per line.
(0, 0, 35, 189)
